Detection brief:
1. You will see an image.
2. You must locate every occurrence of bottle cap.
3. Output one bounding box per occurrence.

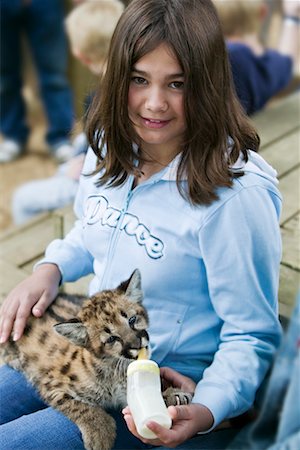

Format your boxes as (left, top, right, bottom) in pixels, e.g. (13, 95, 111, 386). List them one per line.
(127, 359, 160, 376)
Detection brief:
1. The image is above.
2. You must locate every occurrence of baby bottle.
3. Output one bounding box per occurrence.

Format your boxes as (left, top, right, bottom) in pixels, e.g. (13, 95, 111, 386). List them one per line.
(127, 359, 172, 439)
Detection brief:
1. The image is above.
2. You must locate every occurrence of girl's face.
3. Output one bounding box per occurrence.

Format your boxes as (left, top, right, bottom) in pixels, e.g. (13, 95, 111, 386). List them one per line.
(128, 43, 186, 159)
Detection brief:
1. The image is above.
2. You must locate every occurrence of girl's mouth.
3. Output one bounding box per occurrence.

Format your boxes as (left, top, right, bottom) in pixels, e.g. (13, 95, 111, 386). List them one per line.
(141, 117, 171, 129)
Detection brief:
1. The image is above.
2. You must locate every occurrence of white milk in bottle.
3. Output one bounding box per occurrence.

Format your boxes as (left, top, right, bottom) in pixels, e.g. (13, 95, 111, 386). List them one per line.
(127, 359, 172, 439)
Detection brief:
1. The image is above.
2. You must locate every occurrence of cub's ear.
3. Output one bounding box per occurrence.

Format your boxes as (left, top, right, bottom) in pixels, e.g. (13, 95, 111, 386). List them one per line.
(53, 318, 89, 347)
(118, 269, 143, 303)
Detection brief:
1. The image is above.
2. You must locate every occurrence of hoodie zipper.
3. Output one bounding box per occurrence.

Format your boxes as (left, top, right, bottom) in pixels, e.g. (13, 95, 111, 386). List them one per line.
(99, 166, 170, 289)
(98, 178, 134, 290)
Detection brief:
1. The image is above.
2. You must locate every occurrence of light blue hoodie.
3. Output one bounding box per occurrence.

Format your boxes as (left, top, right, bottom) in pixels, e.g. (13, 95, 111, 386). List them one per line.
(38, 148, 282, 429)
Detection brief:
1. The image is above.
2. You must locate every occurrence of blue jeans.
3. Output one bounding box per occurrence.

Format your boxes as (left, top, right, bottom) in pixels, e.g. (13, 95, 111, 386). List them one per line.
(0, 365, 240, 449)
(0, 0, 74, 148)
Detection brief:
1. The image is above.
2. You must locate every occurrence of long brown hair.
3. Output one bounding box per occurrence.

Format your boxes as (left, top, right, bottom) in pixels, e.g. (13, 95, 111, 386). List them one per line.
(86, 0, 259, 205)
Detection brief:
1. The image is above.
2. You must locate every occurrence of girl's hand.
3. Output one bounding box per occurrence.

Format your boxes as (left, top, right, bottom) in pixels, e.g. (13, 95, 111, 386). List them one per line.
(123, 402, 214, 448)
(160, 366, 196, 393)
(0, 264, 61, 343)
(123, 367, 212, 447)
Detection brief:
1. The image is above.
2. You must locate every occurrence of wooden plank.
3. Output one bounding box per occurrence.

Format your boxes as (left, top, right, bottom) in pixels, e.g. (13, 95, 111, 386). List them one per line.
(252, 92, 300, 148)
(281, 226, 300, 271)
(278, 265, 299, 318)
(0, 259, 28, 304)
(63, 275, 93, 296)
(22, 257, 48, 275)
(260, 129, 300, 178)
(282, 212, 300, 231)
(0, 214, 63, 267)
(60, 205, 76, 236)
(279, 166, 300, 225)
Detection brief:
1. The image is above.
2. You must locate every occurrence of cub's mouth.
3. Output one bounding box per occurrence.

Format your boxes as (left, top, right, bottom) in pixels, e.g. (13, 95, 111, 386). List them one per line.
(129, 346, 150, 360)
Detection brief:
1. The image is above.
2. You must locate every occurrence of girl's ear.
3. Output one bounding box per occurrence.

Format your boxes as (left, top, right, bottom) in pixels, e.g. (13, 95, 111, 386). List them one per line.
(53, 318, 89, 347)
(118, 269, 143, 303)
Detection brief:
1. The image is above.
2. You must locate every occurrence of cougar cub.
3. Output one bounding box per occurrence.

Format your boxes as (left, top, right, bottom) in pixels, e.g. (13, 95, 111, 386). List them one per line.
(0, 269, 192, 450)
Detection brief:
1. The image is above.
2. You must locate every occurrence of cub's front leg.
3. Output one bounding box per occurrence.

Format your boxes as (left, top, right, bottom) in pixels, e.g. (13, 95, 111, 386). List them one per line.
(53, 396, 116, 450)
(163, 386, 193, 406)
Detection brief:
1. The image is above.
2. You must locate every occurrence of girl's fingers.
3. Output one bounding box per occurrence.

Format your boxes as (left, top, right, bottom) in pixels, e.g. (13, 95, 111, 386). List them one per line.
(32, 293, 53, 317)
(12, 304, 31, 341)
(0, 305, 18, 343)
(160, 366, 196, 392)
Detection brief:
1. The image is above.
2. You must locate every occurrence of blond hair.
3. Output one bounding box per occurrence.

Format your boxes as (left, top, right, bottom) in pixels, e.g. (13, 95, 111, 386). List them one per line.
(213, 0, 264, 36)
(65, 0, 124, 64)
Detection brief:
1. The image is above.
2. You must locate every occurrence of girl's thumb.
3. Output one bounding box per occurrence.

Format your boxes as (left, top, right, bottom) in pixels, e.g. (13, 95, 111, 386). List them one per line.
(32, 294, 52, 317)
(168, 405, 190, 421)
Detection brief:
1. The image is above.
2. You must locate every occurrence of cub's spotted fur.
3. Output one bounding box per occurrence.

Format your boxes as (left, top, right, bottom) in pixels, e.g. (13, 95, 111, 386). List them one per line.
(1, 270, 192, 450)
(1, 270, 149, 449)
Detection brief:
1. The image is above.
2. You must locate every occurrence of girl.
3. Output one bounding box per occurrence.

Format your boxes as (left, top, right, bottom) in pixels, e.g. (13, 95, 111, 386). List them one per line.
(0, 0, 282, 448)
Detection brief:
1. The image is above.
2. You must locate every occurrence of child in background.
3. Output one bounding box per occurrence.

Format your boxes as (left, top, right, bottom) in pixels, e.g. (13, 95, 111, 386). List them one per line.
(0, 0, 282, 448)
(0, 0, 74, 163)
(12, 0, 124, 225)
(213, 0, 300, 115)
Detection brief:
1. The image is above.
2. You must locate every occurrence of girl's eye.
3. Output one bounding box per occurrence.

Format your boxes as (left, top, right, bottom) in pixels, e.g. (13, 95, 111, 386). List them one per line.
(106, 336, 118, 344)
(170, 81, 184, 89)
(131, 76, 147, 85)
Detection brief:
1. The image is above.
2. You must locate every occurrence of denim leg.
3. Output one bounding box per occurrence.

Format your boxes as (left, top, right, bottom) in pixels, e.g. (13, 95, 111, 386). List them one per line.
(24, 0, 74, 147)
(109, 409, 152, 449)
(0, 365, 240, 450)
(0, 406, 84, 450)
(0, 366, 149, 449)
(0, 365, 47, 424)
(155, 428, 240, 450)
(0, 0, 29, 144)
(109, 408, 239, 449)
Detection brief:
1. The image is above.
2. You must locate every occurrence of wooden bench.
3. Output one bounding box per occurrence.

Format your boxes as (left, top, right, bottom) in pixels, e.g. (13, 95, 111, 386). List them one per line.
(0, 91, 299, 318)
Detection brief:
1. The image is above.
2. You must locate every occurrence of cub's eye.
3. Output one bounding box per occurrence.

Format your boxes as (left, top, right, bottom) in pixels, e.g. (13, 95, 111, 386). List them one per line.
(128, 315, 137, 328)
(106, 336, 118, 344)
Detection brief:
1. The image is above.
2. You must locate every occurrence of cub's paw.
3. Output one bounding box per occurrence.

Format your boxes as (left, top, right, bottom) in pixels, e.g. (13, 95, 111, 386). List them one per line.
(163, 387, 193, 406)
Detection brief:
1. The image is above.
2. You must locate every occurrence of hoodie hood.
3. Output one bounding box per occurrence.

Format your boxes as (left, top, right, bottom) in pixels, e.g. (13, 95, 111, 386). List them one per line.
(161, 147, 278, 187)
(232, 149, 279, 186)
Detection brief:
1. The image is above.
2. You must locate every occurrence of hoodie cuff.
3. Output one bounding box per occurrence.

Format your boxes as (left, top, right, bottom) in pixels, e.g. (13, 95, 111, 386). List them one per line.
(192, 384, 236, 433)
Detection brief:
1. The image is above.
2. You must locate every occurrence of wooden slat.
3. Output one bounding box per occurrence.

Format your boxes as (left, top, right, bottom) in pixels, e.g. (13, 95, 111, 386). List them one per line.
(0, 214, 63, 267)
(279, 167, 300, 225)
(63, 275, 93, 296)
(60, 205, 77, 236)
(22, 257, 48, 275)
(278, 265, 299, 318)
(253, 92, 300, 148)
(0, 259, 28, 304)
(281, 226, 300, 271)
(282, 212, 300, 231)
(260, 129, 300, 178)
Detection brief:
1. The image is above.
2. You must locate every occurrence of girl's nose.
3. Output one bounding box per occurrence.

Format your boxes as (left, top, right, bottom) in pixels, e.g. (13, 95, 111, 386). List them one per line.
(145, 88, 168, 113)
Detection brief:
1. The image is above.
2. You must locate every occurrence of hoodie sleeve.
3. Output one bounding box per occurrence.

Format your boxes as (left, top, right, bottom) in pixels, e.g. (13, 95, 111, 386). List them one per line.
(194, 181, 282, 430)
(34, 149, 97, 282)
